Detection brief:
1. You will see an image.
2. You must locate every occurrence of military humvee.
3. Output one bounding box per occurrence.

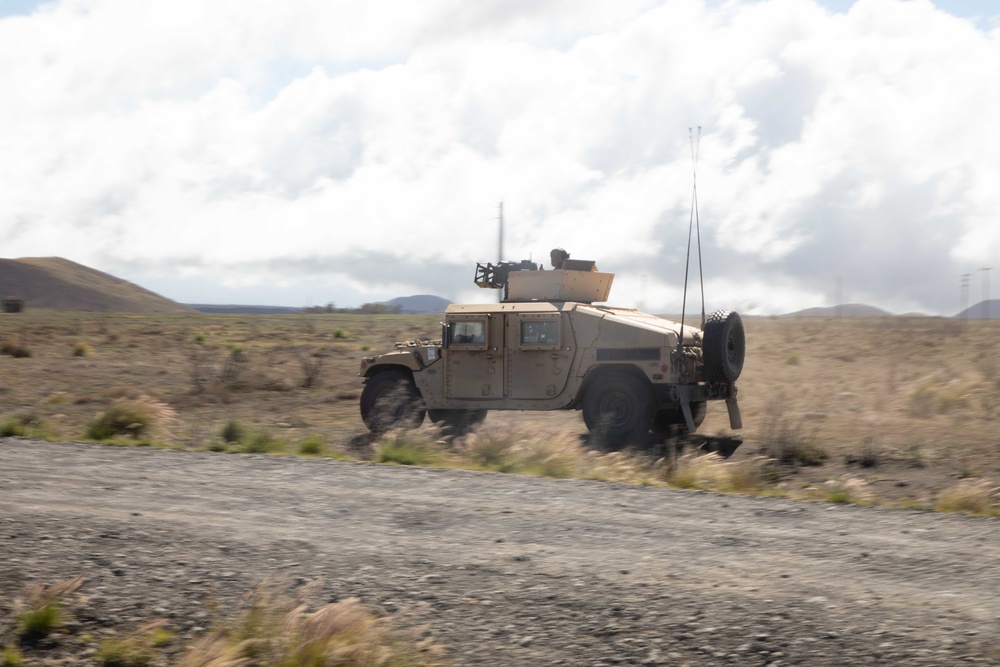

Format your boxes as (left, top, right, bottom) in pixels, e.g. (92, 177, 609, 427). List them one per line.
(358, 250, 745, 447)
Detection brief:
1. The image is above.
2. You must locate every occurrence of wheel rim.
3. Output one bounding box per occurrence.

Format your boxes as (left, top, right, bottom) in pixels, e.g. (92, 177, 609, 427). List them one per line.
(727, 333, 739, 364)
(598, 391, 632, 428)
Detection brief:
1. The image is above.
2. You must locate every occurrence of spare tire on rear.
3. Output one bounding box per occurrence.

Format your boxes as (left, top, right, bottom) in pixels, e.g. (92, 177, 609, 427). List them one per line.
(703, 310, 745, 383)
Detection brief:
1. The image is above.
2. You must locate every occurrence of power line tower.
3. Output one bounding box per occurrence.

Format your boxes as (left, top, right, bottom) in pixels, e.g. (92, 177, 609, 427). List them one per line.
(960, 274, 971, 322)
(982, 267, 992, 320)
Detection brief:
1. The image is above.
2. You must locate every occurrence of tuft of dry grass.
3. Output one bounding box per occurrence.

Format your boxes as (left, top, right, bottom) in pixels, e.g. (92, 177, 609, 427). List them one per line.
(178, 582, 442, 667)
(456, 427, 654, 481)
(934, 479, 999, 516)
(908, 377, 975, 417)
(375, 429, 450, 466)
(96, 621, 169, 667)
(85, 397, 176, 442)
(819, 476, 875, 505)
(13, 575, 84, 644)
(662, 452, 772, 493)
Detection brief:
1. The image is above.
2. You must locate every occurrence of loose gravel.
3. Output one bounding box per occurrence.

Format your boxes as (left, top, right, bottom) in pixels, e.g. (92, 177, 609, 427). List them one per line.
(1, 439, 998, 666)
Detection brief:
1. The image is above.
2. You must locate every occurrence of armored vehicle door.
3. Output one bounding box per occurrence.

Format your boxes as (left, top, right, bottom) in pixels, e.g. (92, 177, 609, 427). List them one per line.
(507, 312, 573, 399)
(444, 314, 505, 399)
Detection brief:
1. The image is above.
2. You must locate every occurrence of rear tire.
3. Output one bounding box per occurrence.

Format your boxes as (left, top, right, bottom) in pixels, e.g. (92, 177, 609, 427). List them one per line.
(428, 409, 487, 437)
(582, 373, 654, 449)
(360, 370, 426, 434)
(703, 310, 745, 383)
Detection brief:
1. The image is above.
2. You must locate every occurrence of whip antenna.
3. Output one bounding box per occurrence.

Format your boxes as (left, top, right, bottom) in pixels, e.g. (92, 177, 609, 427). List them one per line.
(693, 126, 705, 328)
(677, 127, 705, 355)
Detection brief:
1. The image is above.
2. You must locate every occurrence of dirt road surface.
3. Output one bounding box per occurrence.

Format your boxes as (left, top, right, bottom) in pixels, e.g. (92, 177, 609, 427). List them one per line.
(2, 439, 998, 666)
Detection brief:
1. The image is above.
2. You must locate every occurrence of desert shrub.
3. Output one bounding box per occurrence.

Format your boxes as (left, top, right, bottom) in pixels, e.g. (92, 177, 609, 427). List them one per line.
(298, 435, 324, 456)
(14, 576, 83, 644)
(219, 419, 246, 445)
(0, 342, 31, 358)
(85, 398, 175, 441)
(334, 328, 349, 339)
(785, 353, 801, 365)
(935, 479, 999, 516)
(0, 412, 48, 438)
(240, 430, 282, 454)
(189, 347, 252, 393)
(758, 409, 827, 466)
(2, 644, 23, 666)
(72, 342, 91, 357)
(297, 349, 324, 388)
(178, 582, 440, 667)
(846, 437, 881, 468)
(375, 430, 447, 466)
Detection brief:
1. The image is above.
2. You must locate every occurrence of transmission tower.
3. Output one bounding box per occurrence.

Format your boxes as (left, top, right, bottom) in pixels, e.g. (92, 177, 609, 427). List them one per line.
(982, 267, 992, 320)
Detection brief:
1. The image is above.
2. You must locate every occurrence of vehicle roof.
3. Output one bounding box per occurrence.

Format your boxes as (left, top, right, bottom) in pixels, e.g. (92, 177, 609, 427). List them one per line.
(446, 301, 573, 314)
(445, 301, 703, 342)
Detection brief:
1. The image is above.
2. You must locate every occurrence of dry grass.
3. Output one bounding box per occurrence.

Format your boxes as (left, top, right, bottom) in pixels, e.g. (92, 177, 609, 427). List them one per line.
(662, 452, 772, 493)
(934, 479, 999, 516)
(178, 582, 442, 667)
(817, 476, 876, 506)
(96, 621, 171, 667)
(13, 575, 84, 644)
(2, 311, 1000, 508)
(756, 399, 827, 467)
(84, 397, 176, 442)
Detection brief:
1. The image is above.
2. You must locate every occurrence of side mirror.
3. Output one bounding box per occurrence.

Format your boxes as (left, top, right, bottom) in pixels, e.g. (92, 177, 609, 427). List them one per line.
(440, 322, 450, 349)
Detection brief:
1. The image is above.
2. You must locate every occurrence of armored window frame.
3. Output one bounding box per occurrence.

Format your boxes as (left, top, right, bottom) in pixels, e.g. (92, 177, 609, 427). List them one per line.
(517, 316, 560, 351)
(448, 318, 489, 350)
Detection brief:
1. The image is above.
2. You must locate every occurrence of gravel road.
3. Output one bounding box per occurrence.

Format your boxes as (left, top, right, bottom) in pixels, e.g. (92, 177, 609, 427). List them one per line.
(2, 439, 998, 666)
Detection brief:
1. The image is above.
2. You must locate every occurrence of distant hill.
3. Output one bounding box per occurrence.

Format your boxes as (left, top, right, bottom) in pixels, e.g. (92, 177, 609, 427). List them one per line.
(780, 303, 894, 318)
(386, 294, 452, 313)
(188, 304, 303, 315)
(955, 300, 1000, 319)
(0, 257, 193, 313)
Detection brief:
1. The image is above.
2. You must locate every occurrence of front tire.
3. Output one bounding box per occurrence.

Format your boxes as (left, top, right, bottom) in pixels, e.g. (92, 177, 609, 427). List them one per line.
(582, 373, 654, 448)
(360, 370, 426, 434)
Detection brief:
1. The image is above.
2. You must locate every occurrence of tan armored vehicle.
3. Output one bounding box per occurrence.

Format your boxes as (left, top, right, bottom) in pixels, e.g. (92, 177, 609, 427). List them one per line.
(358, 250, 744, 447)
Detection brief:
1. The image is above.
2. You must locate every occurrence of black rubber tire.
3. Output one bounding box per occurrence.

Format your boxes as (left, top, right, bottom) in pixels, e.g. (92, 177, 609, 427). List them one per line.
(428, 409, 487, 437)
(651, 400, 707, 435)
(703, 310, 745, 383)
(360, 370, 426, 434)
(582, 373, 654, 448)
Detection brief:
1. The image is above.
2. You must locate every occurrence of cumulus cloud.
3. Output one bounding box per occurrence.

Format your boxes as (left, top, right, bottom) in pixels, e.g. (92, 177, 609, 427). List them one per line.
(0, 0, 998, 313)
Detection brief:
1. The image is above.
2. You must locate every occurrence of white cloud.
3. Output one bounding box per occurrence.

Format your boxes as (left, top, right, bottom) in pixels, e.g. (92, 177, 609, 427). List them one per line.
(1, 0, 999, 313)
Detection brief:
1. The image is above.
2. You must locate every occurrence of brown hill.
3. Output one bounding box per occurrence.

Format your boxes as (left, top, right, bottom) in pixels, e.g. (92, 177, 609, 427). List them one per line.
(0, 257, 194, 313)
(780, 303, 894, 318)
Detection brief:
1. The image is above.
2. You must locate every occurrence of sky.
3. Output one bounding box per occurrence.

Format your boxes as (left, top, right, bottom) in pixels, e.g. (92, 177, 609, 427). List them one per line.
(1, 0, 999, 315)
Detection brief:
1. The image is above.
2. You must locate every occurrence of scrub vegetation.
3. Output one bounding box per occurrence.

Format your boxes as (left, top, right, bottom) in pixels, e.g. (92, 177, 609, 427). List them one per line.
(1, 311, 999, 512)
(0, 578, 441, 667)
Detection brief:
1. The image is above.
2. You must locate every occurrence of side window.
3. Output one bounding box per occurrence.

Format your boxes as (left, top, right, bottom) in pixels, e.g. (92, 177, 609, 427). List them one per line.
(519, 319, 559, 349)
(451, 321, 486, 345)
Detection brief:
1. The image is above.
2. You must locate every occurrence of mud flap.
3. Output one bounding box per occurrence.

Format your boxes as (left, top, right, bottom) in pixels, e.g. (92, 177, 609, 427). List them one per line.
(726, 395, 743, 430)
(679, 399, 697, 433)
